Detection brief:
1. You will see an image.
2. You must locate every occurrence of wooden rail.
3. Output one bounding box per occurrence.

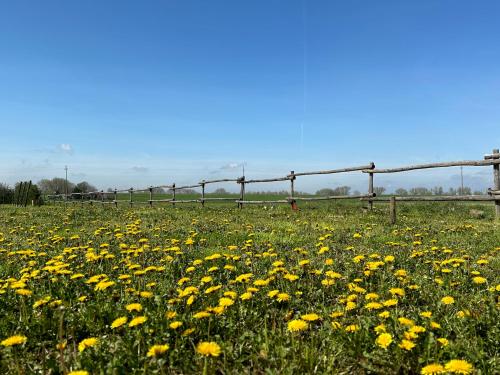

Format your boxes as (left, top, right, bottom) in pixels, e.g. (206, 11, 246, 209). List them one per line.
(45, 149, 500, 220)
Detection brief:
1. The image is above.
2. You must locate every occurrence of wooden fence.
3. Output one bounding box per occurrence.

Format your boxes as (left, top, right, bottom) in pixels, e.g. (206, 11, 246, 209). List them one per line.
(46, 149, 500, 220)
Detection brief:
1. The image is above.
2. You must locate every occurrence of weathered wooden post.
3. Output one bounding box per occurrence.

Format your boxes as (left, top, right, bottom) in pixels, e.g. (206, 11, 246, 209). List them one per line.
(15, 182, 23, 206)
(114, 189, 118, 208)
(172, 183, 176, 207)
(368, 172, 374, 210)
(390, 196, 396, 224)
(493, 148, 500, 219)
(129, 188, 133, 208)
(101, 190, 104, 207)
(238, 176, 245, 209)
(201, 181, 205, 207)
(149, 186, 153, 208)
(289, 171, 297, 210)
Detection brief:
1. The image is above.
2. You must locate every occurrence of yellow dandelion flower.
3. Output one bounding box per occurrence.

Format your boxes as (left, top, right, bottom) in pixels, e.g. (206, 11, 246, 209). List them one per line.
(472, 276, 486, 284)
(345, 324, 359, 333)
(444, 359, 473, 374)
(194, 311, 211, 319)
(196, 341, 221, 357)
(126, 303, 143, 312)
(68, 371, 90, 375)
(129, 316, 147, 327)
(376, 333, 392, 349)
(420, 363, 445, 374)
(276, 293, 290, 302)
(78, 337, 99, 352)
(399, 339, 415, 351)
(147, 344, 169, 357)
(111, 317, 128, 329)
(169, 321, 183, 329)
(437, 338, 449, 346)
(218, 297, 234, 307)
(287, 319, 309, 332)
(301, 313, 320, 322)
(441, 296, 455, 305)
(1, 335, 27, 347)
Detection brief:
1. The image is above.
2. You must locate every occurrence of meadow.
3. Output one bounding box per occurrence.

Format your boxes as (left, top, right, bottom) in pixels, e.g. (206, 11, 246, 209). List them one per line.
(0, 201, 498, 374)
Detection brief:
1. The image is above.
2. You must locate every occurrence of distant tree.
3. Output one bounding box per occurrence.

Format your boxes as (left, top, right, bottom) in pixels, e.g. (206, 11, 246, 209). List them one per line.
(374, 187, 386, 195)
(0, 183, 14, 204)
(315, 188, 336, 196)
(473, 190, 484, 195)
(457, 186, 472, 195)
(74, 181, 97, 193)
(409, 187, 430, 196)
(431, 186, 444, 195)
(38, 178, 75, 195)
(352, 190, 361, 196)
(213, 188, 229, 195)
(448, 187, 457, 196)
(395, 188, 408, 196)
(333, 186, 351, 196)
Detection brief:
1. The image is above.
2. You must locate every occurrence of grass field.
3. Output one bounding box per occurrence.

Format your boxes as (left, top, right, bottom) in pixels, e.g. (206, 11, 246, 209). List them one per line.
(0, 201, 499, 374)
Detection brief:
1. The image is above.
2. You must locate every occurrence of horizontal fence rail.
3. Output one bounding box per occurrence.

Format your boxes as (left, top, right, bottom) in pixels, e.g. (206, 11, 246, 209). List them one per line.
(45, 149, 500, 220)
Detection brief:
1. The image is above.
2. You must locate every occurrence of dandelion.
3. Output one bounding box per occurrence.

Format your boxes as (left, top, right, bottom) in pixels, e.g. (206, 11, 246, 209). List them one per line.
(287, 319, 309, 332)
(399, 339, 415, 351)
(1, 335, 27, 347)
(147, 344, 169, 357)
(420, 363, 445, 374)
(441, 296, 455, 305)
(129, 316, 147, 327)
(240, 292, 253, 300)
(472, 276, 486, 284)
(376, 333, 392, 349)
(437, 338, 449, 346)
(111, 317, 128, 329)
(218, 297, 234, 307)
(276, 293, 290, 302)
(126, 303, 143, 312)
(169, 321, 183, 329)
(196, 341, 221, 357)
(194, 311, 211, 319)
(345, 324, 359, 333)
(78, 337, 99, 352)
(301, 313, 320, 322)
(444, 360, 473, 374)
(68, 371, 89, 375)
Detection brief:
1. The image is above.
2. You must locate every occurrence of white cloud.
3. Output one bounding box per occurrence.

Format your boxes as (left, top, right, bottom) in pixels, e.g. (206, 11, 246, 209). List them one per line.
(59, 144, 73, 154)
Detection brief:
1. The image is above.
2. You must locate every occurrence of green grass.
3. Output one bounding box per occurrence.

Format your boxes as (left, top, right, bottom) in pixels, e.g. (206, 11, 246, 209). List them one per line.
(0, 202, 498, 374)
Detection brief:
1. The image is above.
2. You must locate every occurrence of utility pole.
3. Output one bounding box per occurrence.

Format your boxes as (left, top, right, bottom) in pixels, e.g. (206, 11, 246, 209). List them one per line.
(65, 165, 68, 199)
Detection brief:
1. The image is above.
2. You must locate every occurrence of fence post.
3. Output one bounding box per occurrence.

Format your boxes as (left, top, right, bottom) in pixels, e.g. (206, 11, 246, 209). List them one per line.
(101, 190, 104, 206)
(201, 181, 205, 208)
(238, 176, 245, 209)
(290, 171, 297, 210)
(172, 183, 176, 207)
(493, 148, 500, 219)
(129, 188, 133, 208)
(114, 189, 118, 208)
(390, 196, 396, 224)
(368, 172, 374, 210)
(15, 182, 23, 206)
(149, 186, 153, 208)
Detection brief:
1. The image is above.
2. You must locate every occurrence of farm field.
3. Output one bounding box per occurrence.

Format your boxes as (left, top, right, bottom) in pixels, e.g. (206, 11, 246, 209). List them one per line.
(0, 202, 499, 374)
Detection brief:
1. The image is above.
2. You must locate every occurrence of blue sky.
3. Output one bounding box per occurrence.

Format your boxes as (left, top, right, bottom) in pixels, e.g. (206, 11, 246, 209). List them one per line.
(1, 1, 499, 193)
